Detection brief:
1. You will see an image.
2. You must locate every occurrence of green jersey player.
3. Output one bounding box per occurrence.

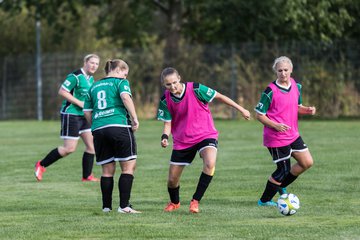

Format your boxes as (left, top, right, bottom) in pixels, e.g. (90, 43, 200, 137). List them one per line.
(34, 54, 100, 182)
(84, 59, 140, 213)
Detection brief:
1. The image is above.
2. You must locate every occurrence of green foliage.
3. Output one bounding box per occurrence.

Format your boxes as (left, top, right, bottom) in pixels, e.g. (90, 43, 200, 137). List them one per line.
(182, 0, 357, 44)
(95, 0, 159, 48)
(282, 0, 355, 43)
(0, 8, 36, 55)
(0, 120, 359, 239)
(300, 57, 359, 117)
(1, 0, 359, 53)
(184, 0, 283, 43)
(0, 0, 111, 53)
(0, 1, 359, 118)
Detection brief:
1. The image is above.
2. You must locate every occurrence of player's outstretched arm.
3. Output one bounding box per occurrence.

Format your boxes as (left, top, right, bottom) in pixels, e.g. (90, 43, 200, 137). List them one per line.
(298, 105, 316, 115)
(214, 92, 251, 120)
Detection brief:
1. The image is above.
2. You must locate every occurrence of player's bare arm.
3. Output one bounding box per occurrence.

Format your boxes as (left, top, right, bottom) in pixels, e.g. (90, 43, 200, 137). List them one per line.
(121, 93, 139, 131)
(58, 88, 84, 108)
(214, 92, 251, 120)
(255, 112, 291, 132)
(298, 105, 316, 115)
(161, 121, 171, 148)
(83, 111, 92, 125)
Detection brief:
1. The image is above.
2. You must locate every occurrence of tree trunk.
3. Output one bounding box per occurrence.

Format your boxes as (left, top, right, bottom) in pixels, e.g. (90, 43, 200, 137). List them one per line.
(163, 0, 182, 67)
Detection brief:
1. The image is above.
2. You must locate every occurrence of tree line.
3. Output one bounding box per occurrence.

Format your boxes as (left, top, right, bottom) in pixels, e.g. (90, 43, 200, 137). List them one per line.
(1, 0, 359, 58)
(0, 0, 359, 119)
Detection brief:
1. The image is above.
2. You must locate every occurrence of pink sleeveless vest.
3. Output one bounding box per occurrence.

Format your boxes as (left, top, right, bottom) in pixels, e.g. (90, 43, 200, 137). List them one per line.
(165, 82, 218, 150)
(263, 78, 300, 147)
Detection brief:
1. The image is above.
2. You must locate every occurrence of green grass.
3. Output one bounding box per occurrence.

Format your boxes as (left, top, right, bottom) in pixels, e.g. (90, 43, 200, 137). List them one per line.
(0, 120, 359, 240)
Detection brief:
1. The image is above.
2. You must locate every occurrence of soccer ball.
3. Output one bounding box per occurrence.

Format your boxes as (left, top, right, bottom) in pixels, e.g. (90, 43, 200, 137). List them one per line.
(277, 193, 300, 216)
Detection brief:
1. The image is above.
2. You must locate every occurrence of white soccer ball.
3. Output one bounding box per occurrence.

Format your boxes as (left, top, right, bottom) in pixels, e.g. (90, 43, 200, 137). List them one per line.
(277, 193, 300, 216)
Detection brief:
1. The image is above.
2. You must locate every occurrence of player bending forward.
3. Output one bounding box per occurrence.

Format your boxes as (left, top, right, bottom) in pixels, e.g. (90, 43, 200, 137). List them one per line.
(157, 67, 251, 213)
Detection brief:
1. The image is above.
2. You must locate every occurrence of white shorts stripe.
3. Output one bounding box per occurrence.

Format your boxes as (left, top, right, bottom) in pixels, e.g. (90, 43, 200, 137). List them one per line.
(114, 155, 137, 162)
(79, 129, 91, 134)
(61, 136, 80, 140)
(169, 161, 191, 166)
(199, 145, 217, 153)
(96, 157, 115, 166)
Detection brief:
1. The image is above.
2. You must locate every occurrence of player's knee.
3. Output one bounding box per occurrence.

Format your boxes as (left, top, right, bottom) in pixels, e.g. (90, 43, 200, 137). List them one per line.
(85, 146, 95, 154)
(167, 180, 178, 188)
(203, 161, 216, 176)
(272, 161, 291, 182)
(302, 158, 314, 170)
(122, 166, 136, 175)
(58, 146, 75, 156)
(120, 159, 136, 174)
(167, 176, 179, 188)
(64, 146, 76, 155)
(271, 172, 285, 183)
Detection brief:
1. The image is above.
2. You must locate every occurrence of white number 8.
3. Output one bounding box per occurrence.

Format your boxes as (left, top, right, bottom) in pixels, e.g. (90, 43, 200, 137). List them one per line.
(97, 90, 107, 109)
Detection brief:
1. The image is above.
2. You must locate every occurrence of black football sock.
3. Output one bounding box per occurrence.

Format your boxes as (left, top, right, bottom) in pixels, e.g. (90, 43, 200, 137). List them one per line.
(119, 174, 134, 208)
(101, 176, 114, 209)
(82, 152, 95, 179)
(168, 186, 180, 204)
(40, 148, 63, 167)
(192, 172, 213, 201)
(280, 173, 298, 188)
(260, 180, 279, 203)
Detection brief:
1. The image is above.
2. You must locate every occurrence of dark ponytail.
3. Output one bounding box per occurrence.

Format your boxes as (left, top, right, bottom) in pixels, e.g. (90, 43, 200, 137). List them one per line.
(104, 59, 129, 75)
(104, 60, 114, 75)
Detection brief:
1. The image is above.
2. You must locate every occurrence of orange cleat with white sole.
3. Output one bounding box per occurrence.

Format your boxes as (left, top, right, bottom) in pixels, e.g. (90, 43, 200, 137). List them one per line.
(189, 199, 199, 213)
(34, 161, 46, 181)
(164, 202, 180, 212)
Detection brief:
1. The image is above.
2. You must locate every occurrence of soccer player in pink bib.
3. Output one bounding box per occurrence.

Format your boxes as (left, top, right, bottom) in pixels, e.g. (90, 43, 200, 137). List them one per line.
(255, 56, 316, 206)
(157, 67, 251, 213)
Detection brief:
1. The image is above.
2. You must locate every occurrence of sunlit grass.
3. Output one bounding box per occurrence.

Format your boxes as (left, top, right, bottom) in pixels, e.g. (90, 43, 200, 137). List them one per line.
(0, 120, 359, 239)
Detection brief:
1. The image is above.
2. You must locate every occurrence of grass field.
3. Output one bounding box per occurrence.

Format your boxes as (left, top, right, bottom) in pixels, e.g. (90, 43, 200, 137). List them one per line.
(0, 120, 359, 240)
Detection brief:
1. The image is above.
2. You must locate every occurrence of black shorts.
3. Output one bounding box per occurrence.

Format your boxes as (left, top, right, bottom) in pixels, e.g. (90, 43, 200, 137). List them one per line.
(170, 138, 218, 166)
(60, 114, 91, 139)
(93, 127, 137, 165)
(267, 136, 308, 163)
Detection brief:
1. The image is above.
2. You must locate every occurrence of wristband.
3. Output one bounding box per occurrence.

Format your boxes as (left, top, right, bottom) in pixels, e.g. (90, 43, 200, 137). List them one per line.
(161, 134, 169, 140)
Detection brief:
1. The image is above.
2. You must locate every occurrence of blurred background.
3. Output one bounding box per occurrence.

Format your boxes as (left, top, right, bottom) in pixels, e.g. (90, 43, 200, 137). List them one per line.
(0, 0, 359, 120)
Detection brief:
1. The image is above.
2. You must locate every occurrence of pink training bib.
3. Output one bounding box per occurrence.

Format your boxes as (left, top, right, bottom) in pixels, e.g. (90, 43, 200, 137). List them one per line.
(263, 78, 300, 147)
(165, 82, 218, 150)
